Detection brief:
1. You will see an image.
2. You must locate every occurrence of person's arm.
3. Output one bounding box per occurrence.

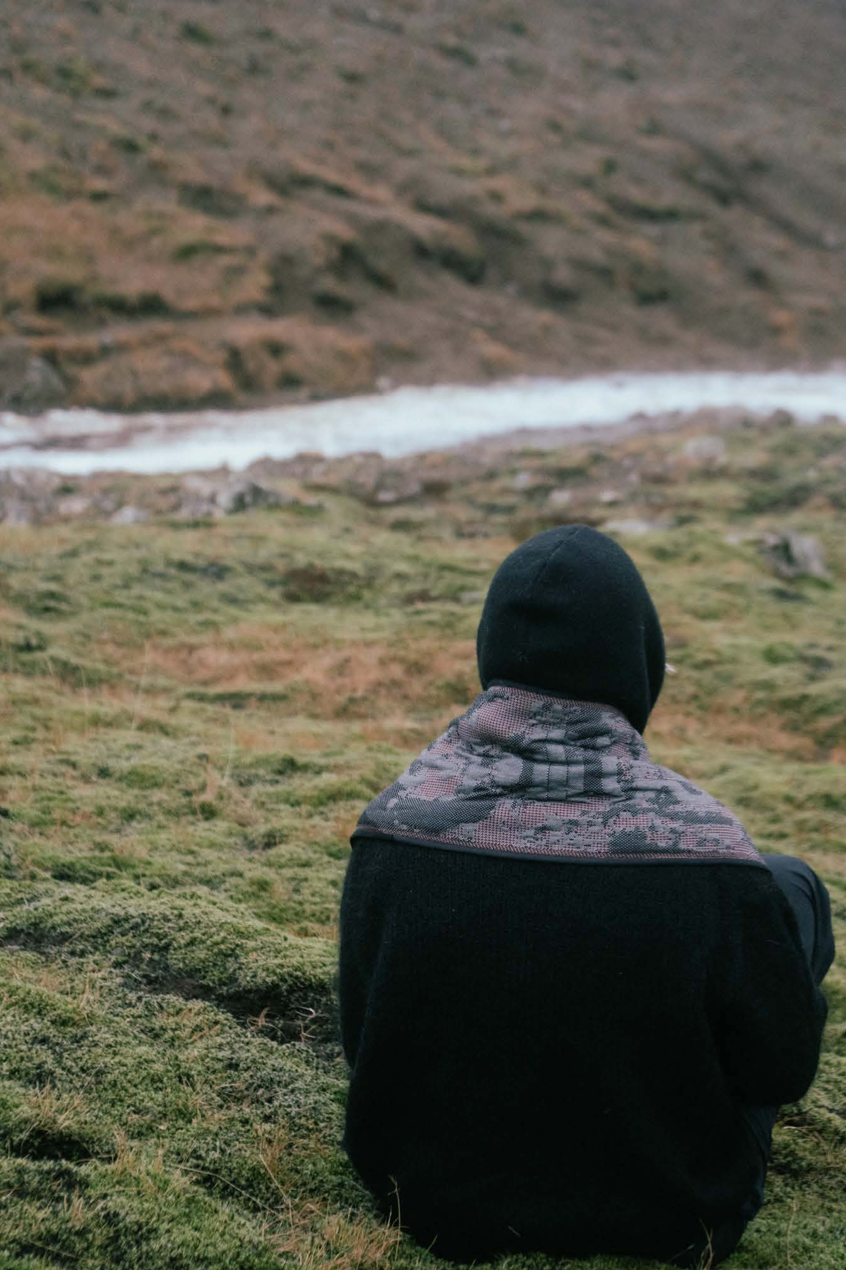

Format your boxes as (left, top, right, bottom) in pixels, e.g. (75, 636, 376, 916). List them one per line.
(710, 870, 828, 1107)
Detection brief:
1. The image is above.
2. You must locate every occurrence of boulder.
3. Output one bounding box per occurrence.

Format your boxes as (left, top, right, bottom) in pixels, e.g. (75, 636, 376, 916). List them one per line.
(173, 473, 287, 518)
(0, 468, 62, 524)
(602, 517, 674, 535)
(215, 477, 285, 515)
(110, 505, 150, 525)
(681, 435, 728, 469)
(57, 495, 94, 518)
(760, 531, 831, 581)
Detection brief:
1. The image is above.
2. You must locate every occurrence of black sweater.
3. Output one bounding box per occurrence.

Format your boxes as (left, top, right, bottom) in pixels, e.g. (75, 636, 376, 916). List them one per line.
(339, 839, 826, 1266)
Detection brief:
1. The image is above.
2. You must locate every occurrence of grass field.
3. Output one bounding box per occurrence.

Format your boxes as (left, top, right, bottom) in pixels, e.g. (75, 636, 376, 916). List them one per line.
(1, 415, 844, 1269)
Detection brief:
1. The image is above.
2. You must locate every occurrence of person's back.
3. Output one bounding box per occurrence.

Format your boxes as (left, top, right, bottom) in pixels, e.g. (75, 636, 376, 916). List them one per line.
(338, 526, 832, 1267)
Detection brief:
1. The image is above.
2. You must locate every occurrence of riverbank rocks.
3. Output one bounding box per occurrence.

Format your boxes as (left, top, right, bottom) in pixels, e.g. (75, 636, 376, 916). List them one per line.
(681, 435, 728, 470)
(174, 474, 292, 518)
(0, 469, 62, 525)
(2, 413, 843, 538)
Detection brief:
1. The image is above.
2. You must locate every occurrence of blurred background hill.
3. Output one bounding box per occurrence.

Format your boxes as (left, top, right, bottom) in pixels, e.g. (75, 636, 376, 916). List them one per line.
(1, 0, 846, 412)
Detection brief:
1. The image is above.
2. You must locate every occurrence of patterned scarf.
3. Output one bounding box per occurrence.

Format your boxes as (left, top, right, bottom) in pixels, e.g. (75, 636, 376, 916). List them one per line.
(352, 686, 765, 866)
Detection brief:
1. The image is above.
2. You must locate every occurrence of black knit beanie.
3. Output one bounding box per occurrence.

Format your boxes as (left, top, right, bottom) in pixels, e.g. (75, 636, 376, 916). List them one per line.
(476, 525, 665, 734)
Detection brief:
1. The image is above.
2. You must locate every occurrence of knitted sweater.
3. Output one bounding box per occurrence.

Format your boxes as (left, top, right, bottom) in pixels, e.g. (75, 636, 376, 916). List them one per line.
(339, 694, 826, 1265)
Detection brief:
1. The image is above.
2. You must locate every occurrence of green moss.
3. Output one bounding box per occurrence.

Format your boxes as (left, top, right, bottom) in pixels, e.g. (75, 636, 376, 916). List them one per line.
(0, 884, 335, 1039)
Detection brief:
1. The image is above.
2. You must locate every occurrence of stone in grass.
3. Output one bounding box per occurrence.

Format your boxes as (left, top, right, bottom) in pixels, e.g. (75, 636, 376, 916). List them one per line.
(760, 531, 831, 582)
(110, 504, 149, 525)
(681, 435, 728, 469)
(0, 468, 62, 525)
(175, 474, 289, 517)
(602, 517, 674, 536)
(215, 476, 286, 515)
(546, 487, 573, 510)
(57, 494, 94, 518)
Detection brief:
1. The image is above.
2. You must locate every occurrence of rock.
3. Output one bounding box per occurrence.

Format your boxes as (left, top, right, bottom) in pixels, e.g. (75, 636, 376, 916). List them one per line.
(0, 350, 67, 414)
(682, 435, 728, 469)
(92, 490, 123, 516)
(458, 590, 486, 605)
(174, 473, 220, 518)
(760, 531, 831, 581)
(602, 517, 673, 535)
(110, 505, 150, 525)
(216, 477, 284, 515)
(546, 488, 573, 510)
(723, 530, 759, 546)
(173, 473, 287, 517)
(305, 453, 427, 505)
(598, 488, 623, 504)
(1, 501, 36, 526)
(372, 475, 424, 505)
(57, 495, 94, 518)
(0, 468, 62, 524)
(512, 470, 535, 492)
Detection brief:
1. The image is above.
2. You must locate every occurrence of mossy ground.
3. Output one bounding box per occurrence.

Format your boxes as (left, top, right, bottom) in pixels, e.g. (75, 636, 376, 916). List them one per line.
(1, 417, 844, 1269)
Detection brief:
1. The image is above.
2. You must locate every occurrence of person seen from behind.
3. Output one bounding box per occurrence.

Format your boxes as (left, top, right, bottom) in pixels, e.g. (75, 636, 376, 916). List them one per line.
(338, 524, 835, 1267)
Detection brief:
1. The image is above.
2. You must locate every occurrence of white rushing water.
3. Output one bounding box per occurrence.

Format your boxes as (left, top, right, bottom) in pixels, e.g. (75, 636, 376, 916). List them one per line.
(1, 369, 845, 474)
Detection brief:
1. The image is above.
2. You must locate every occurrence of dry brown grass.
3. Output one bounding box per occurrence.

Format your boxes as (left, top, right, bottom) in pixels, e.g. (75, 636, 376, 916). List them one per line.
(100, 632, 477, 720)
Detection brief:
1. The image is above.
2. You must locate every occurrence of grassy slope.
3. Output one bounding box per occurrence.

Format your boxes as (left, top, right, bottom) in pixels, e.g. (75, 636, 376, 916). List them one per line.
(0, 416, 845, 1269)
(2, 0, 846, 410)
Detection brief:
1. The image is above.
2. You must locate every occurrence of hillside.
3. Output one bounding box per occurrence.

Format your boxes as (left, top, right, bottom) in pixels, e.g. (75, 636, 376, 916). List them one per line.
(0, 412, 844, 1268)
(2, 0, 846, 413)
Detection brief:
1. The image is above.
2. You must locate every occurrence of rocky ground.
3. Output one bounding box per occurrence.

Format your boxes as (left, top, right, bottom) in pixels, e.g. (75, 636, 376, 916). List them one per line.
(2, 0, 846, 414)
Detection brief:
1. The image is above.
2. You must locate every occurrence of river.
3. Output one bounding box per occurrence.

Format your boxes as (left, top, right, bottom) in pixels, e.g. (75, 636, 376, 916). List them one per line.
(1, 369, 845, 474)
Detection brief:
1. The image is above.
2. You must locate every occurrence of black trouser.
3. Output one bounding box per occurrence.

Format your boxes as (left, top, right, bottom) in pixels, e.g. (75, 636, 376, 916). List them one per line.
(738, 855, 836, 1226)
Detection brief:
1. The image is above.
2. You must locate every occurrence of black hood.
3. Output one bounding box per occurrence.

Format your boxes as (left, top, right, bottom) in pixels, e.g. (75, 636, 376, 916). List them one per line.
(476, 525, 665, 734)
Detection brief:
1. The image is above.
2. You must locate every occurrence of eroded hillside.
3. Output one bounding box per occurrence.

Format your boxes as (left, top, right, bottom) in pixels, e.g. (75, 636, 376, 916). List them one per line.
(1, 0, 846, 411)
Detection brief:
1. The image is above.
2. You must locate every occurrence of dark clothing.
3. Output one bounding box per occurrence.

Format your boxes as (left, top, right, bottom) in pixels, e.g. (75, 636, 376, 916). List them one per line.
(339, 842, 829, 1266)
(738, 853, 835, 1203)
(340, 527, 832, 1266)
(476, 525, 665, 734)
(763, 854, 835, 985)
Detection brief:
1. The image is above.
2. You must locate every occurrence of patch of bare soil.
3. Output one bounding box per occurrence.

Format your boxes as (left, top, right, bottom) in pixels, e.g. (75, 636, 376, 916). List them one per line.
(1, 0, 845, 412)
